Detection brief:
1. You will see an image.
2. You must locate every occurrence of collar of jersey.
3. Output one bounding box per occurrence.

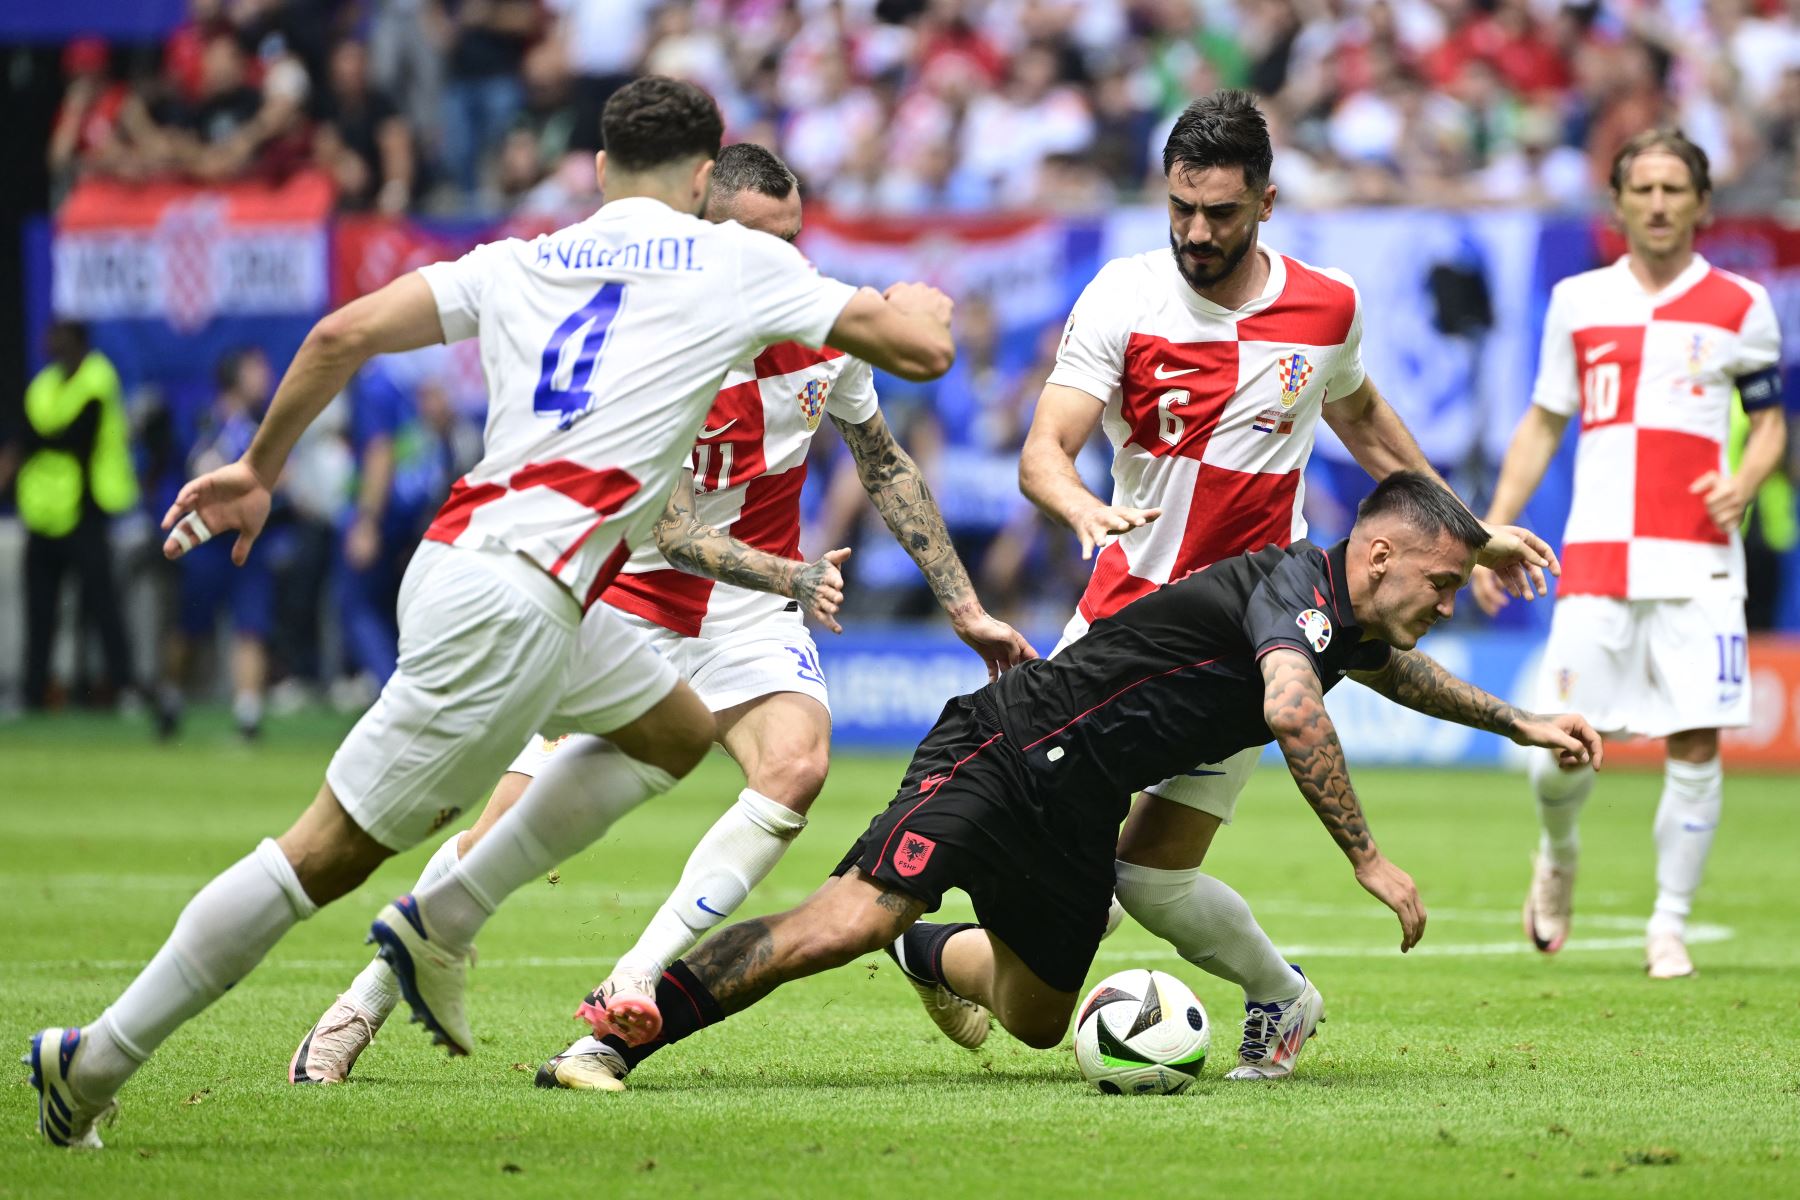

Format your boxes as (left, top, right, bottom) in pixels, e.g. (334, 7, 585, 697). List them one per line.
(1321, 537, 1361, 636)
(595, 195, 681, 220)
(1608, 251, 1710, 305)
(1168, 243, 1288, 320)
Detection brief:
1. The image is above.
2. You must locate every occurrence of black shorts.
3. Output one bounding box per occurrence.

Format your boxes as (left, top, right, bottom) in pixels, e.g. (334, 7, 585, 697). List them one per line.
(833, 692, 1115, 993)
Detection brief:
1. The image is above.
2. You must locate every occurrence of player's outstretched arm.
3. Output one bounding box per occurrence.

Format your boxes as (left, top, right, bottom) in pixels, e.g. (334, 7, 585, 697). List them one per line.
(1019, 383, 1161, 560)
(832, 410, 1035, 677)
(1471, 405, 1571, 614)
(1350, 648, 1602, 770)
(825, 284, 955, 382)
(651, 470, 853, 632)
(1261, 648, 1426, 951)
(161, 273, 446, 564)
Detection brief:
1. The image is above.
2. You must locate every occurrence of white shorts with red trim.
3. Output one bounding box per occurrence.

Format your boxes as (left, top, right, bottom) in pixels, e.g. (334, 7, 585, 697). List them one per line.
(1536, 588, 1750, 739)
(327, 542, 680, 850)
(1051, 609, 1260, 823)
(503, 608, 830, 778)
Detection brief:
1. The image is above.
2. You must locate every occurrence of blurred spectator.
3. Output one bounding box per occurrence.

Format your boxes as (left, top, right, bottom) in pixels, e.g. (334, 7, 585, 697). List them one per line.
(160, 349, 276, 740)
(46, 39, 131, 200)
(2, 322, 141, 711)
(547, 0, 659, 154)
(368, 0, 448, 154)
(440, 0, 544, 205)
(313, 39, 416, 212)
(339, 362, 479, 690)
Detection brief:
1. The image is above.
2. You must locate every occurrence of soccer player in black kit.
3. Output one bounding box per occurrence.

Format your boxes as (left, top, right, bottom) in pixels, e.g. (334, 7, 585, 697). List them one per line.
(542, 474, 1604, 1091)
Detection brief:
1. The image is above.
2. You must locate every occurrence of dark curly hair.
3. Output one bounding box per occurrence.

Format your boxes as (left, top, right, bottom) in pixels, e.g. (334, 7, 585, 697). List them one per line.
(601, 76, 724, 173)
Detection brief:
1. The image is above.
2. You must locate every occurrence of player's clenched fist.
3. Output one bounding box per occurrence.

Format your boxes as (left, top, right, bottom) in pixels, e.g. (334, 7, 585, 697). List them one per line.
(1073, 503, 1163, 560)
(881, 281, 954, 326)
(161, 461, 273, 566)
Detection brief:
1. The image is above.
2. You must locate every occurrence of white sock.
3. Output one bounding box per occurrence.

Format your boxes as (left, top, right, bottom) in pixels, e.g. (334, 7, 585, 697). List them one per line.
(78, 839, 317, 1098)
(346, 833, 463, 1019)
(1649, 755, 1722, 939)
(1114, 861, 1300, 1004)
(417, 736, 677, 951)
(1530, 749, 1594, 867)
(617, 788, 807, 977)
(232, 689, 262, 729)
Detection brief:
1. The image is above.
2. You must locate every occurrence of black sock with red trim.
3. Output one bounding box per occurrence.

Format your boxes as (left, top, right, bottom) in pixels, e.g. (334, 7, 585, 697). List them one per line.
(886, 920, 977, 989)
(608, 961, 724, 1069)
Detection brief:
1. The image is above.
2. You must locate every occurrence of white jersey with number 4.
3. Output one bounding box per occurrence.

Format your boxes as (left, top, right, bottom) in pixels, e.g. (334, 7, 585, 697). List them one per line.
(604, 345, 877, 637)
(416, 196, 857, 610)
(1532, 254, 1782, 600)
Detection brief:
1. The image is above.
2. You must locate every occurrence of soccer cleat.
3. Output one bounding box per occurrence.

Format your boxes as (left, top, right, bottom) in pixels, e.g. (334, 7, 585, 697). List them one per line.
(1523, 853, 1576, 954)
(22, 1027, 118, 1149)
(534, 1037, 630, 1092)
(904, 977, 992, 1050)
(367, 894, 473, 1056)
(1646, 931, 1696, 979)
(289, 994, 385, 1084)
(573, 966, 662, 1047)
(1224, 967, 1324, 1081)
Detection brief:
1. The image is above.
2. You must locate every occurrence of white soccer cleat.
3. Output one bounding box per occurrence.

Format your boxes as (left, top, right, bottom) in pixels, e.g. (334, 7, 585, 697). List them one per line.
(534, 1037, 630, 1092)
(573, 965, 663, 1047)
(367, 894, 473, 1056)
(22, 1027, 118, 1149)
(1646, 931, 1696, 979)
(905, 976, 992, 1050)
(1524, 853, 1577, 954)
(1224, 968, 1324, 1081)
(289, 994, 385, 1084)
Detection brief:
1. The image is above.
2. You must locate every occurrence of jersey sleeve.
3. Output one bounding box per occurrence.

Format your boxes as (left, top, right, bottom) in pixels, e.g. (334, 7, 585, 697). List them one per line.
(823, 355, 879, 424)
(1529, 282, 1579, 417)
(417, 239, 508, 344)
(1322, 271, 1366, 400)
(1045, 261, 1131, 403)
(736, 229, 859, 350)
(1733, 284, 1784, 413)
(1241, 566, 1334, 678)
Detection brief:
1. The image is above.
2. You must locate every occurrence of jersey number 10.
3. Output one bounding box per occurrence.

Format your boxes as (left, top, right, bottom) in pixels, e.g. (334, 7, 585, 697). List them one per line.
(1581, 362, 1620, 425)
(534, 283, 627, 428)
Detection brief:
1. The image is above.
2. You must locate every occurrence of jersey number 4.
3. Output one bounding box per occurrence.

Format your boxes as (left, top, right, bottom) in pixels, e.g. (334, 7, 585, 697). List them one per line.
(534, 283, 626, 428)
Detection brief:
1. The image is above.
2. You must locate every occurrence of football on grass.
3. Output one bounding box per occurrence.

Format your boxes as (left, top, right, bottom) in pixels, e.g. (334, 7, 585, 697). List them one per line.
(1073, 969, 1209, 1094)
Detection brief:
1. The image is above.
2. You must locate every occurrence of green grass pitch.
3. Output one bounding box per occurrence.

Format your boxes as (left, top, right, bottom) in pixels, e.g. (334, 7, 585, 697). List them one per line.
(3, 712, 1796, 1198)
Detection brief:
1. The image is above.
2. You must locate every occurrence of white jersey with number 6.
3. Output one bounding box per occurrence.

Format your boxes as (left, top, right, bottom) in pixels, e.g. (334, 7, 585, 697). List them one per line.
(416, 196, 857, 610)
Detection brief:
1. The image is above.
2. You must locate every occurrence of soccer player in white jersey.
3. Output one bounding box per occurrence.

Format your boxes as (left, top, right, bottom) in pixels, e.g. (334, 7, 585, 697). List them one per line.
(1016, 90, 1559, 1080)
(288, 143, 1031, 1087)
(23, 78, 962, 1149)
(1471, 129, 1787, 979)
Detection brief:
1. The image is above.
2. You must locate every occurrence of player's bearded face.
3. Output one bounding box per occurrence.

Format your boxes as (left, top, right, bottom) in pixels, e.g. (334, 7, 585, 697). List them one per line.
(1165, 165, 1266, 291)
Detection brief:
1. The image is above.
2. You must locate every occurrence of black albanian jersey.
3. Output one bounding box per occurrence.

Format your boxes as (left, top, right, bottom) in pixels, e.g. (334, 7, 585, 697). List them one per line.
(985, 538, 1391, 813)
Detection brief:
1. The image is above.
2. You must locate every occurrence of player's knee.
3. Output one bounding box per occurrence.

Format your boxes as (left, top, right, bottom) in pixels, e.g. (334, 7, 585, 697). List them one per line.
(792, 895, 900, 966)
(1001, 1007, 1070, 1051)
(751, 745, 829, 810)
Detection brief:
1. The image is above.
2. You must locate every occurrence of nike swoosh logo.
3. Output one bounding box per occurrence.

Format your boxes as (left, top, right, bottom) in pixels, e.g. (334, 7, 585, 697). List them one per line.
(1154, 363, 1199, 380)
(695, 896, 727, 917)
(697, 419, 738, 439)
(1584, 342, 1616, 364)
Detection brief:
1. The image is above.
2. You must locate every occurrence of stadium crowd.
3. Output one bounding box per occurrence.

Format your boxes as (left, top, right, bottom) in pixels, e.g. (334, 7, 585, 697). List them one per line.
(11, 0, 1800, 722)
(45, 0, 1800, 216)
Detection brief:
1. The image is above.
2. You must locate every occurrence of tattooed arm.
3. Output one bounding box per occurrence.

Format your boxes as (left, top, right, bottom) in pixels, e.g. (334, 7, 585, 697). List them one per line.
(831, 408, 1035, 678)
(651, 469, 853, 632)
(1351, 649, 1603, 768)
(1261, 648, 1426, 951)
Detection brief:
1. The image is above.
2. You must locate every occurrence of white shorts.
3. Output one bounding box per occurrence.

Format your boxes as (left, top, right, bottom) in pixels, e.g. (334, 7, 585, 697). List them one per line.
(1052, 609, 1258, 823)
(504, 609, 830, 778)
(1537, 590, 1750, 740)
(327, 543, 680, 850)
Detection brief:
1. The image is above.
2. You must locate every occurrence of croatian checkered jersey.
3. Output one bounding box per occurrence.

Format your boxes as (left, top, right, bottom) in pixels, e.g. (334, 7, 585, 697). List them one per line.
(1048, 245, 1366, 621)
(1532, 255, 1783, 600)
(603, 346, 877, 637)
(416, 197, 856, 610)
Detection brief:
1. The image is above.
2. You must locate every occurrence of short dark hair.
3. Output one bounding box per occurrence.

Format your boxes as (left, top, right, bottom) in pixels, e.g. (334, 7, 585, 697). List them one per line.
(1161, 89, 1273, 191)
(710, 142, 798, 202)
(1609, 127, 1711, 196)
(601, 76, 723, 173)
(1355, 472, 1491, 552)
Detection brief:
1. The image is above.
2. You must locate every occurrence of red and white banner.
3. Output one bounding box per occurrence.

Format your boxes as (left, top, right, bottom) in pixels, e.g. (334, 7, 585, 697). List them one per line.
(53, 172, 334, 332)
(330, 212, 568, 306)
(797, 208, 1069, 332)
